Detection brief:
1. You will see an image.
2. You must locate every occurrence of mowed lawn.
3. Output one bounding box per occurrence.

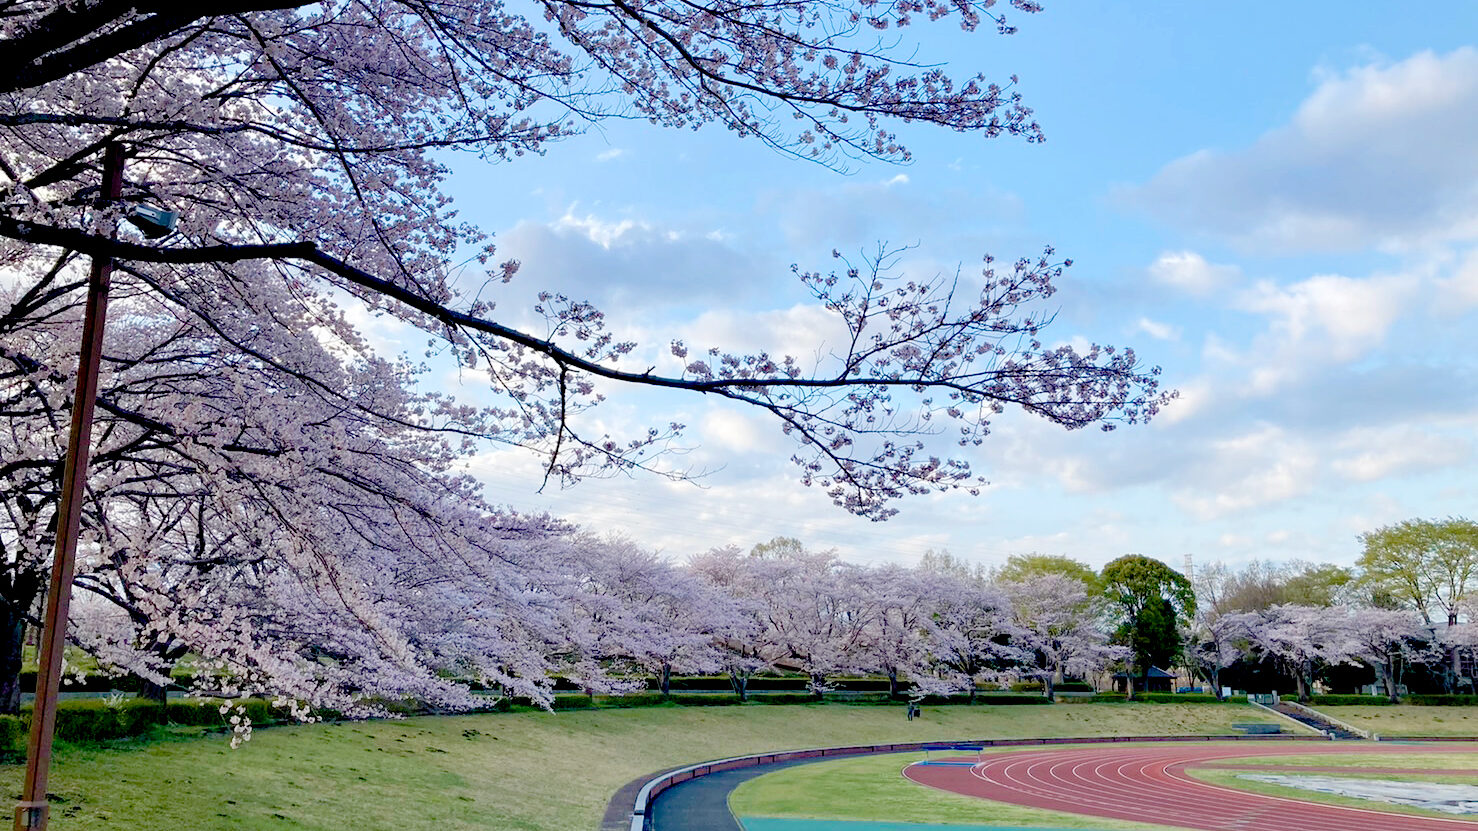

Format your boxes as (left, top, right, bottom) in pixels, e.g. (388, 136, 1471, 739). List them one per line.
(0, 702, 1290, 830)
(1316, 705, 1478, 737)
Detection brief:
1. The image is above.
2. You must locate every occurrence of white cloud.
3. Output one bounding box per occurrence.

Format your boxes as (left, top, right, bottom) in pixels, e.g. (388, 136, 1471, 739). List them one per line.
(1172, 426, 1319, 519)
(1236, 271, 1419, 361)
(1148, 251, 1239, 296)
(1126, 48, 1478, 252)
(1435, 246, 1478, 312)
(1331, 426, 1470, 482)
(1135, 316, 1180, 341)
(594, 148, 626, 162)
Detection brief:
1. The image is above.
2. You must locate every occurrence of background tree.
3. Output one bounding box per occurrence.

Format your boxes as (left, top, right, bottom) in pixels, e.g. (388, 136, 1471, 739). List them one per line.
(1359, 517, 1478, 689)
(1344, 606, 1437, 702)
(995, 553, 1102, 595)
(999, 572, 1115, 697)
(1100, 554, 1194, 699)
(1244, 604, 1359, 703)
(917, 582, 1021, 699)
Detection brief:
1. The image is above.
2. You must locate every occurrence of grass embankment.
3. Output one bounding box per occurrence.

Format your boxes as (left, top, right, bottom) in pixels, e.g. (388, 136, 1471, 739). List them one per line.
(0, 702, 1277, 830)
(1313, 705, 1478, 737)
(730, 750, 1191, 830)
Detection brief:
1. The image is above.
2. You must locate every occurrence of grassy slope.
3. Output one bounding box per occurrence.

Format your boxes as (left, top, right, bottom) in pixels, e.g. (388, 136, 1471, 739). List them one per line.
(1314, 705, 1478, 737)
(0, 702, 1285, 831)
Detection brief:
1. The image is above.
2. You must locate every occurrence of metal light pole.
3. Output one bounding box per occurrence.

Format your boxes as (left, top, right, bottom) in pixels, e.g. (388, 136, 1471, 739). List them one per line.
(14, 143, 124, 831)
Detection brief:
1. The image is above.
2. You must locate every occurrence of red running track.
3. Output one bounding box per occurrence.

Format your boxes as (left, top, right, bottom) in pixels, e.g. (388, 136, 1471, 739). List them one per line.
(903, 742, 1478, 831)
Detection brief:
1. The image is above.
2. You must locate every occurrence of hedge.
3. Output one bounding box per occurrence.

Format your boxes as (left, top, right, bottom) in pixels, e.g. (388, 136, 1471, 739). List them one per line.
(1310, 694, 1393, 706)
(1403, 694, 1478, 706)
(0, 698, 300, 760)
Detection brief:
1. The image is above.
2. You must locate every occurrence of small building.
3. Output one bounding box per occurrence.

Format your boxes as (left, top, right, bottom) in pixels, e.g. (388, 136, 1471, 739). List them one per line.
(1112, 666, 1175, 694)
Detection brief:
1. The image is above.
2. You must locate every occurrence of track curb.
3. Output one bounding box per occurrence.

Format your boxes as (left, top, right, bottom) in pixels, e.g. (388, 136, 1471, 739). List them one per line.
(604, 733, 1330, 830)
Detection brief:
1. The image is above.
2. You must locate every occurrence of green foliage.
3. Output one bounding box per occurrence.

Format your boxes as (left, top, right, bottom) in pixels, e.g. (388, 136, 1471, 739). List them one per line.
(1310, 694, 1393, 706)
(1009, 681, 1045, 692)
(1282, 564, 1356, 607)
(1358, 517, 1478, 622)
(666, 694, 745, 706)
(1102, 554, 1194, 681)
(995, 554, 1102, 594)
(1404, 694, 1478, 706)
(1133, 693, 1221, 703)
(752, 693, 818, 705)
(1055, 681, 1094, 692)
(0, 715, 25, 760)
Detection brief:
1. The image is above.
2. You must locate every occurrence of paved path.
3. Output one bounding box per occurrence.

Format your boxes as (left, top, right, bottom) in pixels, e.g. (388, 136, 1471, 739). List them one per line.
(905, 742, 1478, 831)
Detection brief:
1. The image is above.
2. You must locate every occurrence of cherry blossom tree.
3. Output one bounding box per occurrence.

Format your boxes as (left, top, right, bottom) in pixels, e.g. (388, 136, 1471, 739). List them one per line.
(1, 1, 1170, 526)
(562, 537, 749, 695)
(1244, 604, 1359, 703)
(916, 580, 1021, 698)
(859, 565, 948, 697)
(1344, 606, 1437, 703)
(686, 545, 782, 700)
(1000, 572, 1116, 697)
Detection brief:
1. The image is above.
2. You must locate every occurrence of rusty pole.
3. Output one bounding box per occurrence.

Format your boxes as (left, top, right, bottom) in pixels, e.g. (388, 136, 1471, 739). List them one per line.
(14, 143, 125, 831)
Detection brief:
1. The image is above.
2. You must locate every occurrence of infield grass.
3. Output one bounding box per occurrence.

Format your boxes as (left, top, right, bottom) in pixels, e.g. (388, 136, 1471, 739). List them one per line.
(1185, 766, 1478, 820)
(730, 751, 1190, 830)
(0, 701, 1289, 830)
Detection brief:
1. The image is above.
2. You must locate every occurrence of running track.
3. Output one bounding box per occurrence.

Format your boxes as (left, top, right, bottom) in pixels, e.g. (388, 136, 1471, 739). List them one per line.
(903, 742, 1478, 831)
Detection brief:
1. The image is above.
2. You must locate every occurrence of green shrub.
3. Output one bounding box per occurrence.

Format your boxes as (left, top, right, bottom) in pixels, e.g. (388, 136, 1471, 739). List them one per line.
(1010, 681, 1045, 693)
(1092, 692, 1128, 702)
(549, 693, 597, 710)
(1135, 693, 1221, 704)
(0, 714, 26, 760)
(750, 693, 816, 705)
(1055, 681, 1094, 692)
(972, 693, 1053, 705)
(1404, 694, 1478, 706)
(1310, 694, 1393, 706)
(597, 693, 669, 708)
(667, 694, 743, 706)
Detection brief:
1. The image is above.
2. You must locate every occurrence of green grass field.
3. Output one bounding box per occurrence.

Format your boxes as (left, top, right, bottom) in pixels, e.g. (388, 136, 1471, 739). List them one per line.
(1185, 765, 1478, 820)
(1314, 705, 1478, 737)
(0, 701, 1286, 830)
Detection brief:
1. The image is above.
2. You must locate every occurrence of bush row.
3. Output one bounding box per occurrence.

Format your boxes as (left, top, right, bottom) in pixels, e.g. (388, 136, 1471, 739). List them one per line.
(1309, 694, 1394, 706)
(540, 690, 1058, 710)
(1403, 694, 1478, 706)
(0, 698, 300, 759)
(1077, 692, 1224, 704)
(17, 671, 204, 694)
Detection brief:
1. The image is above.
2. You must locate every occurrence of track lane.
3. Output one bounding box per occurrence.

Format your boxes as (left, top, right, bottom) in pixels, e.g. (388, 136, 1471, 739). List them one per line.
(903, 742, 1478, 831)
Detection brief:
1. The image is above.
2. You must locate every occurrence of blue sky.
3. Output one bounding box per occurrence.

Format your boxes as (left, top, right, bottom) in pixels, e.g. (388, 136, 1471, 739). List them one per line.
(403, 3, 1478, 573)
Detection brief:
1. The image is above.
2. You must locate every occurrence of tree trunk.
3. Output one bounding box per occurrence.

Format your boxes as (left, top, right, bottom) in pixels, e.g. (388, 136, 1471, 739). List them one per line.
(1296, 658, 1312, 703)
(0, 609, 25, 715)
(139, 677, 169, 704)
(659, 662, 671, 696)
(887, 667, 900, 699)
